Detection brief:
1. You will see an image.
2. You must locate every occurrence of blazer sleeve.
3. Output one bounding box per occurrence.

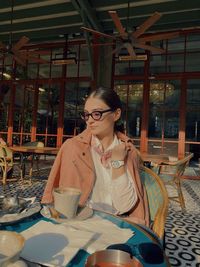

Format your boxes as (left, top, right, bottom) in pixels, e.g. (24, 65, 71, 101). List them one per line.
(41, 147, 63, 204)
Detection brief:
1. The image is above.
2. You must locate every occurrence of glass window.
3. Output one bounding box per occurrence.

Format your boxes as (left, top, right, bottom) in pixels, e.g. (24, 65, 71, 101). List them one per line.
(39, 62, 50, 78)
(115, 59, 145, 75)
(167, 36, 185, 52)
(186, 79, 200, 142)
(37, 84, 59, 135)
(27, 64, 38, 79)
(51, 47, 64, 78)
(0, 83, 11, 132)
(167, 54, 184, 72)
(115, 81, 143, 138)
(14, 84, 34, 134)
(185, 52, 200, 72)
(79, 45, 91, 76)
(63, 82, 90, 137)
(149, 80, 180, 140)
(66, 45, 79, 77)
(150, 54, 166, 73)
(186, 34, 200, 52)
(12, 84, 34, 144)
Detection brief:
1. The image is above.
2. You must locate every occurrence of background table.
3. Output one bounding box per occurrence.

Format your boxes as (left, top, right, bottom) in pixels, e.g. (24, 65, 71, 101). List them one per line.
(141, 153, 169, 166)
(11, 146, 59, 155)
(10, 146, 59, 182)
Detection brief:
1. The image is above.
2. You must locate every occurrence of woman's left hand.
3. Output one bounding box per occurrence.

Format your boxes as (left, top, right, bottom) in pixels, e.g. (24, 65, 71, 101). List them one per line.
(111, 141, 131, 161)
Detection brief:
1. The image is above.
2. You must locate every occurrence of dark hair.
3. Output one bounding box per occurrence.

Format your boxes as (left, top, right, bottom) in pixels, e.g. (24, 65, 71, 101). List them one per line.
(87, 87, 122, 111)
(87, 87, 124, 132)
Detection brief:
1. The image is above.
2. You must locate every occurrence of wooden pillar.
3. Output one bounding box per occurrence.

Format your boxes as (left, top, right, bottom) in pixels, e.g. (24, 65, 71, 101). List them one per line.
(7, 83, 15, 146)
(140, 56, 150, 153)
(57, 81, 65, 147)
(98, 45, 113, 89)
(31, 83, 39, 141)
(178, 78, 186, 158)
(91, 36, 100, 90)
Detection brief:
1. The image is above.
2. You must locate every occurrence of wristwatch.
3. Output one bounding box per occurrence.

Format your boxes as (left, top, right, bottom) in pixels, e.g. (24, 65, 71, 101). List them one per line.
(111, 160, 124, 169)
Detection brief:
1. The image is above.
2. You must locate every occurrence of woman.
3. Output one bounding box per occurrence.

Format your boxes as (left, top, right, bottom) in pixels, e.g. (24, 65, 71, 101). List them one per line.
(42, 87, 149, 226)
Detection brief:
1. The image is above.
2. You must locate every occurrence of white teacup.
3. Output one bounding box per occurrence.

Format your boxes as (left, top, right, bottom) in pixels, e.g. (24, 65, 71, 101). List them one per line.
(53, 187, 82, 219)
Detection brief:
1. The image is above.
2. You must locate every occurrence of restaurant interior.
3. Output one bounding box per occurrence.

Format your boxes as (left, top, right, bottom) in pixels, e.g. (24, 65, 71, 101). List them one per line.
(0, 1, 200, 266)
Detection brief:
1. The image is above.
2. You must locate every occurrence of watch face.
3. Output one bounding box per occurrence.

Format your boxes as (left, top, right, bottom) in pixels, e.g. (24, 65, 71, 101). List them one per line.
(111, 160, 124, 168)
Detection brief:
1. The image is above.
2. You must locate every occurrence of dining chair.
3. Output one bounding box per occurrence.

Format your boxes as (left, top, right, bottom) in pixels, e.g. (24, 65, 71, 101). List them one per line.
(157, 153, 193, 210)
(139, 165, 169, 241)
(0, 145, 22, 184)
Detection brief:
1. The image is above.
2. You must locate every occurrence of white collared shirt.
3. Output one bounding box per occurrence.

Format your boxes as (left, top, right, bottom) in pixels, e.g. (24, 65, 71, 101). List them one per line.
(87, 135, 138, 215)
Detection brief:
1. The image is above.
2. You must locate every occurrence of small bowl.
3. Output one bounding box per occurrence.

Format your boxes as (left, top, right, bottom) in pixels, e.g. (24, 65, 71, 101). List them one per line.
(0, 231, 25, 267)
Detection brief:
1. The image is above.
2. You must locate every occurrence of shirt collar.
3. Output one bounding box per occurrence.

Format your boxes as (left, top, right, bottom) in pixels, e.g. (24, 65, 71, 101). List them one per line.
(92, 134, 119, 152)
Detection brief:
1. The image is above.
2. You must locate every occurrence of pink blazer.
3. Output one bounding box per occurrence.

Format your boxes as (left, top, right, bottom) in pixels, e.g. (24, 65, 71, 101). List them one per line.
(41, 129, 150, 226)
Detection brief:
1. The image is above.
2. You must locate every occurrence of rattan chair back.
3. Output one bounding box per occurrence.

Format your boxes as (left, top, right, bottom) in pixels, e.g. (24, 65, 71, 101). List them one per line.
(158, 153, 193, 210)
(140, 165, 169, 240)
(0, 145, 14, 184)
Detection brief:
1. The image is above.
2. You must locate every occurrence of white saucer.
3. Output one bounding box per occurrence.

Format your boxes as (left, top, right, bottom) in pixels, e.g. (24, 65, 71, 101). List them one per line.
(40, 205, 93, 223)
(0, 203, 41, 225)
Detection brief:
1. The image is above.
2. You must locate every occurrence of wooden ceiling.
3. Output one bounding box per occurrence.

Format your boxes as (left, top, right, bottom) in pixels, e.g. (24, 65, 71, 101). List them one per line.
(0, 0, 200, 45)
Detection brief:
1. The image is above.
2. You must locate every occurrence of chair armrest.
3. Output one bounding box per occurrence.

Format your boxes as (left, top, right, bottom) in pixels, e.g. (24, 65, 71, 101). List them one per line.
(0, 156, 7, 164)
(0, 156, 8, 172)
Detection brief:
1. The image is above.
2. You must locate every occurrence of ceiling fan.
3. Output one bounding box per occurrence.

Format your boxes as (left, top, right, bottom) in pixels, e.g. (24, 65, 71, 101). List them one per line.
(81, 10, 179, 60)
(0, 0, 48, 66)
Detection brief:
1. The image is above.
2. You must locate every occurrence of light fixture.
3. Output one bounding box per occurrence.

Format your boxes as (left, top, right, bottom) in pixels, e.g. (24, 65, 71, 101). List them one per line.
(115, 82, 174, 102)
(39, 87, 45, 92)
(52, 52, 77, 65)
(117, 54, 147, 61)
(0, 72, 12, 79)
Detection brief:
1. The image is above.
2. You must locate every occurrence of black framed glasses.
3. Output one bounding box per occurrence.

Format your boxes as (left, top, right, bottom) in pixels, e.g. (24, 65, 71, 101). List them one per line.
(80, 109, 113, 121)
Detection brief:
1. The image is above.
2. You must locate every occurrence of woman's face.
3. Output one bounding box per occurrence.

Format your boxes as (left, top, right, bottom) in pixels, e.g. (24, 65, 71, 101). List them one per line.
(84, 96, 121, 137)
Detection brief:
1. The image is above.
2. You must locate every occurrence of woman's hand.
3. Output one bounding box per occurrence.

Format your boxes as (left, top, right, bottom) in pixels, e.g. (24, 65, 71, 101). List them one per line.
(111, 141, 131, 161)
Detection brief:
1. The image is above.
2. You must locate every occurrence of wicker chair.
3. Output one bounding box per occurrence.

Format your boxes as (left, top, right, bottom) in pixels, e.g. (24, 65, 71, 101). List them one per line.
(140, 165, 169, 241)
(157, 153, 193, 210)
(0, 145, 22, 184)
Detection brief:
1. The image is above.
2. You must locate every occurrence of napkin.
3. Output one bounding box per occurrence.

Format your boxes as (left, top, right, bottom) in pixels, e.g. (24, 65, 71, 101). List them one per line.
(61, 215, 134, 254)
(20, 221, 95, 267)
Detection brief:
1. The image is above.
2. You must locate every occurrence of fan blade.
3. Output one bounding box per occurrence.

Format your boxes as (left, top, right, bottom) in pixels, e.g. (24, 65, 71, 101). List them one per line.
(123, 43, 136, 57)
(139, 31, 179, 43)
(111, 44, 124, 55)
(133, 43, 165, 54)
(13, 54, 26, 66)
(18, 52, 49, 64)
(25, 50, 51, 55)
(26, 56, 49, 64)
(83, 42, 115, 47)
(133, 12, 162, 39)
(81, 26, 115, 39)
(109, 11, 128, 39)
(12, 36, 30, 51)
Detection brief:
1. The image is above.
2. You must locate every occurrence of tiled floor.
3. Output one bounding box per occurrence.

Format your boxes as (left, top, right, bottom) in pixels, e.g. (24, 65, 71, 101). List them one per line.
(0, 159, 200, 266)
(166, 179, 200, 266)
